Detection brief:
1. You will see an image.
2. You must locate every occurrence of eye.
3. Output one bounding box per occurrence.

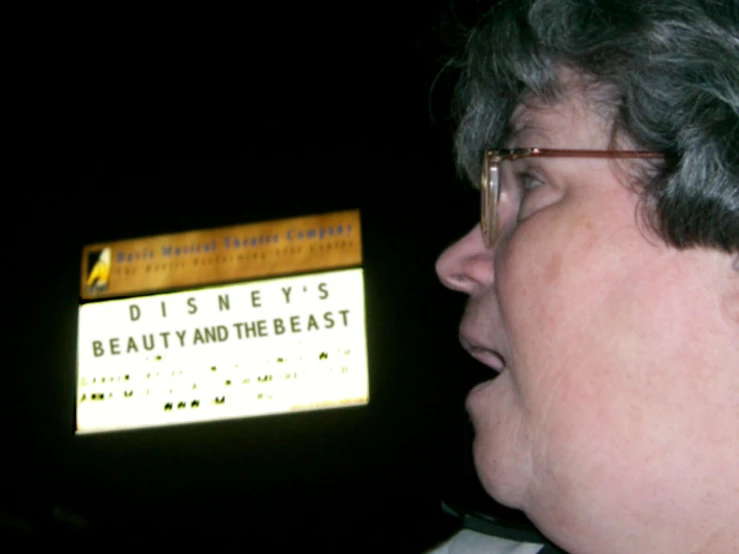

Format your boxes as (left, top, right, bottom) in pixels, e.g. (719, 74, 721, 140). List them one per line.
(511, 167, 549, 223)
(514, 171, 545, 194)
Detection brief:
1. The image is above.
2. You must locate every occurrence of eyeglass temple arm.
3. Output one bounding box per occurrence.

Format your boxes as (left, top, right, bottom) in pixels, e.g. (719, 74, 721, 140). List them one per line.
(529, 148, 662, 159)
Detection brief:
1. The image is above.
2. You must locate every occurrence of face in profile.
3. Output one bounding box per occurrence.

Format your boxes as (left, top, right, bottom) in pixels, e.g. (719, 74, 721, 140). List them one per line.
(436, 84, 739, 550)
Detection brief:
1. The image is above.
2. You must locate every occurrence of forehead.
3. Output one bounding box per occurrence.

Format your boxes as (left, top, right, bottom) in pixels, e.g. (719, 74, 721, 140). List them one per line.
(507, 73, 618, 147)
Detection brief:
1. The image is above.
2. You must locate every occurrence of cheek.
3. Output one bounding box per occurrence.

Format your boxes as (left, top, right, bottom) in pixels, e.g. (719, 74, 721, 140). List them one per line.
(496, 197, 613, 374)
(493, 192, 647, 458)
(497, 181, 649, 349)
(493, 191, 734, 525)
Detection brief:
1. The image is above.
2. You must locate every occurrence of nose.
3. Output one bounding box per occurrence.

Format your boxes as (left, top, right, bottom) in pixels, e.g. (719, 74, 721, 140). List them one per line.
(435, 224, 495, 295)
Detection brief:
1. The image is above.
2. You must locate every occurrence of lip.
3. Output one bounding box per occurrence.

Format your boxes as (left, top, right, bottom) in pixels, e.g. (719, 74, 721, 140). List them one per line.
(459, 330, 506, 374)
(469, 377, 498, 396)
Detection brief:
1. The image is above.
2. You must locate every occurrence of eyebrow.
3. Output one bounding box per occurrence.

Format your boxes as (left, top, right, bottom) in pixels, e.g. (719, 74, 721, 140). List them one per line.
(505, 122, 551, 148)
(506, 105, 551, 146)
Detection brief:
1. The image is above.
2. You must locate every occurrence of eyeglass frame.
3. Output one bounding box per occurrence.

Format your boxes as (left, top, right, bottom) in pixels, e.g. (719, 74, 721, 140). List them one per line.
(480, 148, 663, 248)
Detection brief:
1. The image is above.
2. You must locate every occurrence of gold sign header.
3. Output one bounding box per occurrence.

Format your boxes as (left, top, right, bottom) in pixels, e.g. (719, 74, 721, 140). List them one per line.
(81, 210, 362, 299)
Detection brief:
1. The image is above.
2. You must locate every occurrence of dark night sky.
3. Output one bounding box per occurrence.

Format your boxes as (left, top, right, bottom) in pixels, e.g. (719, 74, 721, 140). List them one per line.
(7, 3, 525, 551)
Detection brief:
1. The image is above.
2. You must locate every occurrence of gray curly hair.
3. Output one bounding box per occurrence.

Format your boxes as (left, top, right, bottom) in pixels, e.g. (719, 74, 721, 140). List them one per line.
(454, 0, 739, 252)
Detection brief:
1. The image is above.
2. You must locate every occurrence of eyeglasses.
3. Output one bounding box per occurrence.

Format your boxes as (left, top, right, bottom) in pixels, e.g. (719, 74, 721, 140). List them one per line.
(480, 148, 663, 248)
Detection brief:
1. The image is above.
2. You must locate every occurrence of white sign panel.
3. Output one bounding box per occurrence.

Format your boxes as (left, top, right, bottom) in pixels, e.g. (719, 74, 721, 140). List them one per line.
(76, 268, 368, 434)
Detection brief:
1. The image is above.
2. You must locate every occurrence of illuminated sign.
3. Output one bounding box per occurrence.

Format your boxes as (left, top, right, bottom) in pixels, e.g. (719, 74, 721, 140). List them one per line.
(81, 210, 362, 299)
(76, 211, 368, 434)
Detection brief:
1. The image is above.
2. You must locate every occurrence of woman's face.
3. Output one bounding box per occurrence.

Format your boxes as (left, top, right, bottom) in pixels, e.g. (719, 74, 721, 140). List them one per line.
(436, 87, 739, 553)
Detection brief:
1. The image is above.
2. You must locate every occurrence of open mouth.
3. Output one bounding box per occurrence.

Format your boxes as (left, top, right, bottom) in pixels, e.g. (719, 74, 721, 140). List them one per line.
(468, 346, 506, 377)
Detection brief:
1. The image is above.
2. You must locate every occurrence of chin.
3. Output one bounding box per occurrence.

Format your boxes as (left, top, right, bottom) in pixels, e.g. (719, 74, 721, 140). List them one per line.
(472, 434, 527, 510)
(466, 370, 532, 508)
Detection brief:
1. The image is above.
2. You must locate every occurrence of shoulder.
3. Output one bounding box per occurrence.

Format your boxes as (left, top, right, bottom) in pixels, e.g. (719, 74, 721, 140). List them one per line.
(425, 529, 544, 554)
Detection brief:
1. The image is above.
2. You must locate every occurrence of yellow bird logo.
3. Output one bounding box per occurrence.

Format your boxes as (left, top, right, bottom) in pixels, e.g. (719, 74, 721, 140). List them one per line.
(86, 248, 111, 290)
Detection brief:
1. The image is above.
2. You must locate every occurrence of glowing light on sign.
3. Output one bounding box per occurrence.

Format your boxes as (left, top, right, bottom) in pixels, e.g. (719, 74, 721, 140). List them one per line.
(75, 268, 368, 434)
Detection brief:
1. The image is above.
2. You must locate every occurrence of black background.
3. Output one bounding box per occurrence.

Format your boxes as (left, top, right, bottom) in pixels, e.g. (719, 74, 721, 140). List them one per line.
(7, 2, 519, 551)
